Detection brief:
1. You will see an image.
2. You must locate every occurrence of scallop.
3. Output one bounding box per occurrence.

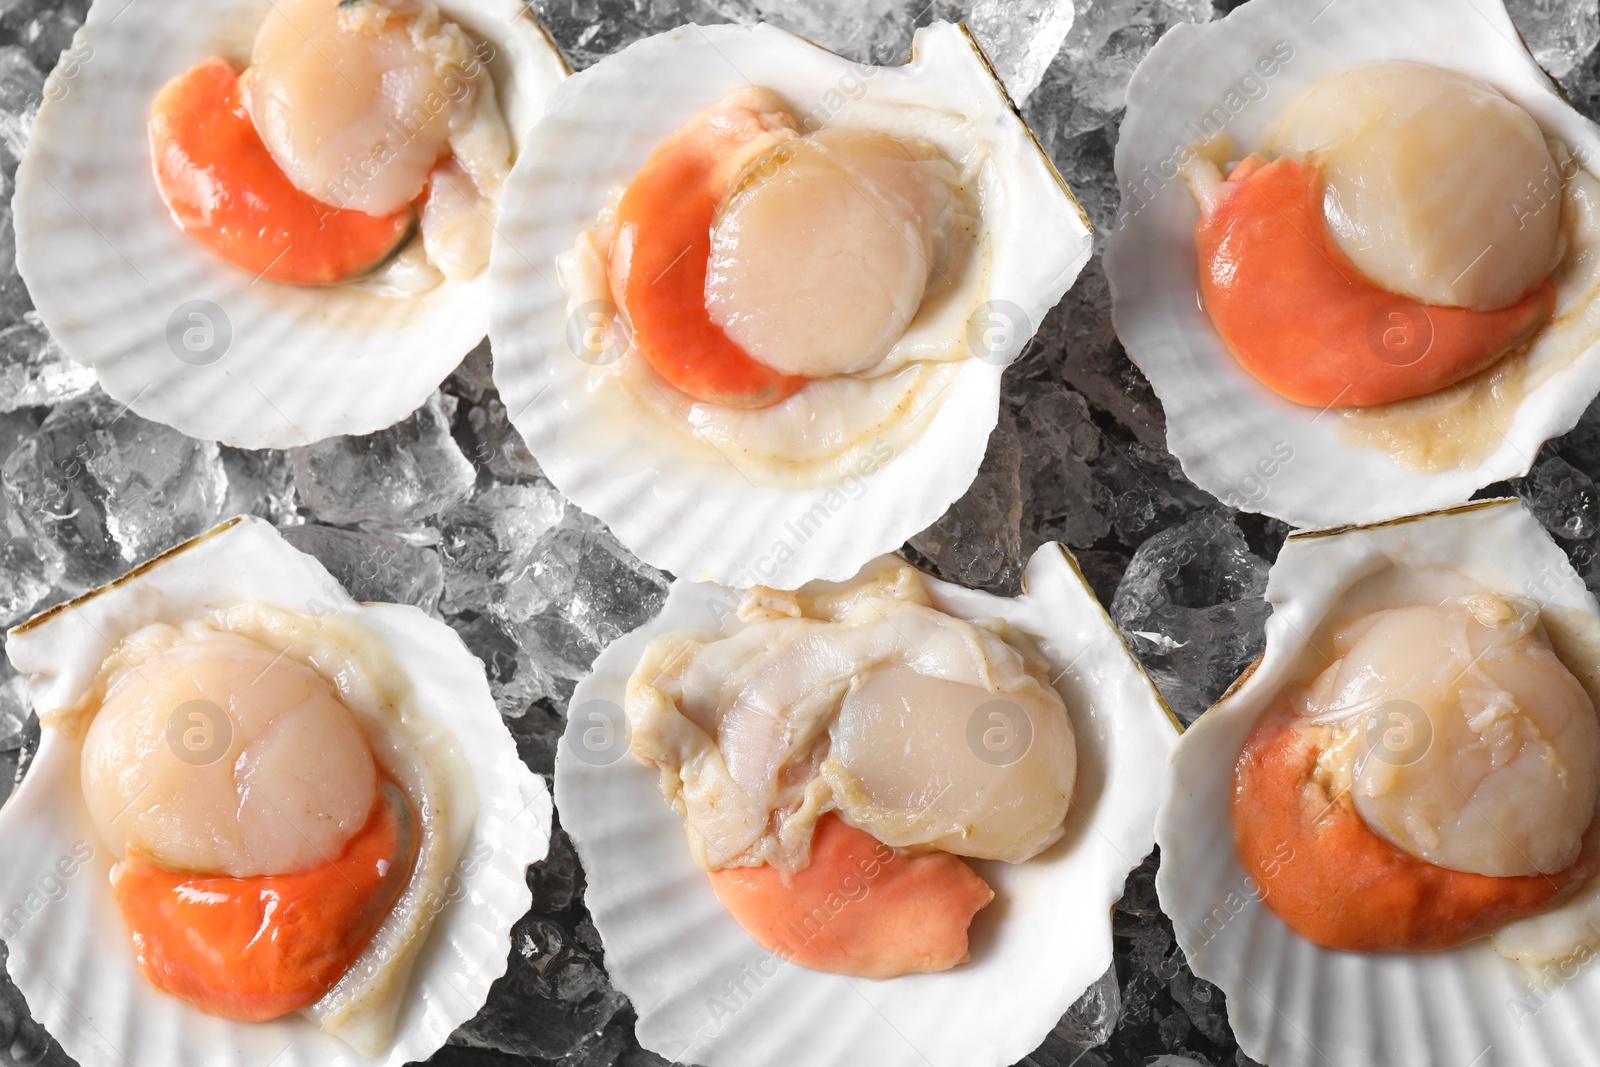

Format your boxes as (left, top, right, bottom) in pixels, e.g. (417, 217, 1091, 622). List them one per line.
(624, 560, 1077, 873)
(242, 0, 507, 219)
(1268, 62, 1564, 311)
(1157, 499, 1600, 1067)
(1297, 594, 1599, 878)
(0, 517, 550, 1067)
(704, 125, 963, 378)
(828, 662, 1076, 861)
(489, 21, 1091, 588)
(557, 542, 1176, 1067)
(14, 0, 567, 447)
(81, 623, 379, 878)
(1104, 0, 1600, 529)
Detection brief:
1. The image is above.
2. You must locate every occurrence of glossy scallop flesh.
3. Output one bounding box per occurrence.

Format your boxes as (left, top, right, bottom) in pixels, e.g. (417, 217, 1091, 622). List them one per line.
(1158, 500, 1600, 1067)
(0, 518, 551, 1067)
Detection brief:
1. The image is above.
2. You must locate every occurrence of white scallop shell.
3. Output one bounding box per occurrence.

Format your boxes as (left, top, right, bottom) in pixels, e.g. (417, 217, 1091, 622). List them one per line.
(1156, 499, 1600, 1067)
(488, 21, 1092, 588)
(1103, 0, 1600, 529)
(0, 516, 551, 1067)
(556, 543, 1176, 1067)
(14, 0, 568, 449)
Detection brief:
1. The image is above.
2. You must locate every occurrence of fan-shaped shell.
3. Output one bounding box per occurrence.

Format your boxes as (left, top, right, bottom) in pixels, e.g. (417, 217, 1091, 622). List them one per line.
(1104, 0, 1600, 528)
(556, 543, 1175, 1067)
(1157, 499, 1600, 1067)
(488, 21, 1091, 588)
(0, 516, 551, 1067)
(15, 0, 567, 447)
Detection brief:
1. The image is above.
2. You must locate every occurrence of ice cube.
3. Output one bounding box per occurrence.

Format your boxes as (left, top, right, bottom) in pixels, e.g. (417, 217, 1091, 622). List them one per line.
(463, 394, 544, 482)
(1012, 381, 1115, 552)
(1170, 967, 1230, 1044)
(1023, 0, 1212, 144)
(81, 409, 228, 563)
(1516, 452, 1600, 541)
(0, 941, 64, 1067)
(1505, 0, 1600, 79)
(504, 698, 563, 777)
(437, 482, 568, 620)
(449, 913, 628, 1060)
(445, 337, 495, 402)
(527, 819, 581, 913)
(1099, 439, 1214, 548)
(532, 0, 758, 70)
(450, 507, 669, 709)
(219, 446, 297, 524)
(533, 0, 1075, 105)
(504, 612, 597, 695)
(448, 613, 558, 716)
(1110, 510, 1269, 724)
(1047, 265, 1166, 449)
(1, 392, 229, 584)
(547, 508, 670, 651)
(281, 524, 445, 613)
(746, 0, 914, 64)
(290, 392, 476, 528)
(0, 654, 29, 752)
(1053, 963, 1123, 1047)
(0, 310, 96, 412)
(964, 0, 1076, 102)
(909, 405, 1025, 594)
(0, 409, 48, 625)
(0, 177, 36, 326)
(443, 343, 535, 485)
(1, 394, 122, 593)
(0, 0, 89, 73)
(0, 533, 49, 628)
(0, 45, 42, 174)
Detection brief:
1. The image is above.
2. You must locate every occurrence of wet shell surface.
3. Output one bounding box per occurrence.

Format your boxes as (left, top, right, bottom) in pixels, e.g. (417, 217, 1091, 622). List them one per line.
(488, 21, 1091, 589)
(556, 543, 1175, 1067)
(1157, 499, 1600, 1067)
(1104, 0, 1600, 528)
(0, 516, 551, 1067)
(14, 0, 567, 448)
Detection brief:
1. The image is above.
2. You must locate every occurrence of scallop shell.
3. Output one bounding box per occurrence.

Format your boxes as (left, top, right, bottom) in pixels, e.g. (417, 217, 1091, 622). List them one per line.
(0, 516, 551, 1067)
(14, 0, 568, 449)
(555, 543, 1176, 1067)
(1103, 0, 1600, 529)
(1156, 499, 1600, 1067)
(488, 21, 1091, 588)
